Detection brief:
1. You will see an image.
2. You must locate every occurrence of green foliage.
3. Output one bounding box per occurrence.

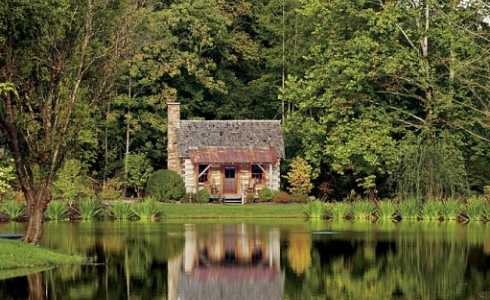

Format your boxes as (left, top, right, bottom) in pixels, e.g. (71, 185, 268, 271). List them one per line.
(352, 201, 376, 220)
(196, 189, 210, 204)
(399, 199, 421, 220)
(0, 200, 25, 221)
(422, 201, 441, 221)
(397, 132, 469, 201)
(2, 0, 490, 208)
(99, 178, 123, 202)
(125, 153, 153, 197)
(145, 170, 185, 202)
(290, 192, 309, 203)
(53, 159, 94, 204)
(464, 197, 490, 222)
(272, 191, 290, 203)
(378, 201, 397, 220)
(131, 198, 163, 222)
(285, 157, 313, 195)
(327, 202, 351, 220)
(258, 187, 273, 202)
(77, 198, 102, 221)
(304, 201, 326, 219)
(484, 186, 490, 202)
(45, 201, 69, 221)
(438, 200, 463, 221)
(0, 158, 15, 195)
(109, 202, 133, 220)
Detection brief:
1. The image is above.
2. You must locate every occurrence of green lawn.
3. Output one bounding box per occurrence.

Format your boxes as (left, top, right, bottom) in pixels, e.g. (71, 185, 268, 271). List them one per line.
(0, 239, 83, 279)
(160, 203, 306, 219)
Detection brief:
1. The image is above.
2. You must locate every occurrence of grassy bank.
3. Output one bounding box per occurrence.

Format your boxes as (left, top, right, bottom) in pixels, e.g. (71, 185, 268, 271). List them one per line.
(160, 203, 305, 219)
(0, 239, 83, 279)
(2, 197, 489, 222)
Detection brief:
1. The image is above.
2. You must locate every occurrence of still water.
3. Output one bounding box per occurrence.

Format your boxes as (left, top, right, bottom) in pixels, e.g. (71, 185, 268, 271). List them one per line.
(1, 220, 490, 300)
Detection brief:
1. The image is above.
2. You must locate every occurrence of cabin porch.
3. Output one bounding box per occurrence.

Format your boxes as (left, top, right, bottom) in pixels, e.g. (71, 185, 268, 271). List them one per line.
(181, 147, 281, 203)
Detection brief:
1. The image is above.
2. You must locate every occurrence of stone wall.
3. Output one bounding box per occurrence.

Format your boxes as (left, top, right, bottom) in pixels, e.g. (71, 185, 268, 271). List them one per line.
(167, 102, 181, 174)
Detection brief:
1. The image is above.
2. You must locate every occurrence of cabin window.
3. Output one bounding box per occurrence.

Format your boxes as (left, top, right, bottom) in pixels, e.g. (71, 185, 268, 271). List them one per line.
(251, 164, 264, 183)
(198, 164, 209, 183)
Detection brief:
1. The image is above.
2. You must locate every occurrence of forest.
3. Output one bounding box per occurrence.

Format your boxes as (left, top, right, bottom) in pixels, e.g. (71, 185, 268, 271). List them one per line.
(1, 0, 490, 241)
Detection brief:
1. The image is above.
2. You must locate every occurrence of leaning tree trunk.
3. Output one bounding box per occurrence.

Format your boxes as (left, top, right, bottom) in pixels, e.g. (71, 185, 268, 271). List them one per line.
(24, 188, 50, 244)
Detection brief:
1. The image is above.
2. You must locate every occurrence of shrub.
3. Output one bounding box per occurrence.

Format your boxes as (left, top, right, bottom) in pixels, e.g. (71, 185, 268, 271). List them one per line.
(126, 153, 154, 197)
(258, 187, 273, 202)
(285, 157, 313, 195)
(196, 189, 210, 203)
(45, 201, 69, 221)
(53, 159, 94, 204)
(146, 170, 185, 202)
(132, 197, 163, 221)
(290, 193, 309, 203)
(100, 178, 123, 202)
(110, 202, 133, 220)
(484, 186, 490, 202)
(0, 199, 25, 221)
(245, 193, 255, 203)
(304, 201, 326, 219)
(396, 132, 468, 201)
(77, 198, 102, 221)
(0, 159, 15, 195)
(272, 191, 290, 203)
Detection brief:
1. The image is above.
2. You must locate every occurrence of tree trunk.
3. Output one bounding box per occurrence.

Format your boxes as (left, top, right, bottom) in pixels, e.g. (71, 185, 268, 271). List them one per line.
(24, 188, 49, 244)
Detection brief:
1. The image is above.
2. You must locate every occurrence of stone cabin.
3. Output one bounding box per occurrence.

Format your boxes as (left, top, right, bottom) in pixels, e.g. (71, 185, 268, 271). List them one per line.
(167, 102, 284, 202)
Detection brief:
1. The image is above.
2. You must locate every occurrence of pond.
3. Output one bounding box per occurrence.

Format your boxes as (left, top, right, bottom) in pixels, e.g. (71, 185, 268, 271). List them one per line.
(1, 220, 490, 299)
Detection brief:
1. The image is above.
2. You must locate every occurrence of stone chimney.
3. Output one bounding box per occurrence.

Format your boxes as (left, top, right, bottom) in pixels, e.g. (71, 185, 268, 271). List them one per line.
(167, 101, 181, 174)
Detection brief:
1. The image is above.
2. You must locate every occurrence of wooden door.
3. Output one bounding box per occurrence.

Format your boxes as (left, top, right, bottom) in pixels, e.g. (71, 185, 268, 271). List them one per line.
(223, 166, 237, 194)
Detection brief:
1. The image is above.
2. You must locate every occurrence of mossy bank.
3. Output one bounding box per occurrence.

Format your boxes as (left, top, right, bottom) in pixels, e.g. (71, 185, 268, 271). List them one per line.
(0, 239, 83, 279)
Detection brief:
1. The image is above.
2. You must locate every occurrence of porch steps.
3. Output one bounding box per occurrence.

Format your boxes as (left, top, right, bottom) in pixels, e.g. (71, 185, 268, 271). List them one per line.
(223, 195, 243, 205)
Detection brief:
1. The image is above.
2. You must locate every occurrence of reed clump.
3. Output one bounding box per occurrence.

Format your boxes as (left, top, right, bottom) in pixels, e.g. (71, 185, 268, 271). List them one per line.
(0, 199, 25, 221)
(304, 201, 327, 219)
(304, 198, 487, 223)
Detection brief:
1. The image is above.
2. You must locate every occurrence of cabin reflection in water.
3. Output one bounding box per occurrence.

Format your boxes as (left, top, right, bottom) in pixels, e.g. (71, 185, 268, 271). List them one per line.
(168, 224, 284, 300)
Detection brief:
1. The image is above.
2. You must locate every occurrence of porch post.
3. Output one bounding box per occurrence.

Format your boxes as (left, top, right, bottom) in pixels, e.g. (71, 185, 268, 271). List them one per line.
(269, 163, 273, 189)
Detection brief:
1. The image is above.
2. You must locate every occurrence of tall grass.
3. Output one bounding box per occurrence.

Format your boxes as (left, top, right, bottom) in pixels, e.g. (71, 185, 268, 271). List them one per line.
(399, 199, 421, 220)
(131, 197, 164, 222)
(45, 201, 69, 221)
(378, 200, 397, 220)
(77, 198, 102, 221)
(304, 201, 326, 219)
(464, 197, 489, 222)
(0, 200, 25, 221)
(438, 200, 463, 221)
(326, 202, 351, 220)
(422, 201, 441, 221)
(352, 201, 376, 220)
(109, 202, 133, 220)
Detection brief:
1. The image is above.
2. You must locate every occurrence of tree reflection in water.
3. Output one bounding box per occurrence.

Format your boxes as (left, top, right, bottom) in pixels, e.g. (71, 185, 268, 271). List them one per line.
(0, 221, 489, 300)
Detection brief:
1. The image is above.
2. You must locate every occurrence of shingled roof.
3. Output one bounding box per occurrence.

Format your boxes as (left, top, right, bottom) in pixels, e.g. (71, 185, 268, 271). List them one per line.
(176, 120, 285, 158)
